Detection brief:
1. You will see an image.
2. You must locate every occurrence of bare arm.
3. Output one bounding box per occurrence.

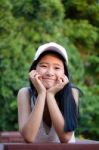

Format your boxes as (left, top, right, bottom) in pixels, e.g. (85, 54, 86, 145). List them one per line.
(17, 71, 46, 143)
(72, 88, 79, 105)
(46, 76, 79, 143)
(46, 92, 74, 143)
(17, 88, 46, 143)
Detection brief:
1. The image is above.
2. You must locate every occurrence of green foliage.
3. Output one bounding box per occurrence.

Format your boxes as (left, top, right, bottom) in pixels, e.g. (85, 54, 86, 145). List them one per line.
(0, 41, 29, 130)
(87, 4, 99, 27)
(63, 19, 98, 48)
(57, 38, 85, 84)
(76, 88, 99, 140)
(0, 0, 99, 140)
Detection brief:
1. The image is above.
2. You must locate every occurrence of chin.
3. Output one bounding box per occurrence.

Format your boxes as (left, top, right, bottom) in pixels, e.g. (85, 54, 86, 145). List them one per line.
(42, 80, 56, 89)
(44, 83, 54, 89)
(45, 85, 53, 89)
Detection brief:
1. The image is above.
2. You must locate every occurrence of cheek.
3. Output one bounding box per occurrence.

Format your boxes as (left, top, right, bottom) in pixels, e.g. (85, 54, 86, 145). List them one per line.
(56, 70, 64, 76)
(36, 68, 45, 75)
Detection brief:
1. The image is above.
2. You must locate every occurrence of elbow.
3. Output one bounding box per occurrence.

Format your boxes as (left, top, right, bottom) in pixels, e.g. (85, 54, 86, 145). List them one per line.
(20, 129, 35, 143)
(59, 133, 72, 143)
(25, 138, 35, 143)
(60, 137, 69, 143)
(24, 136, 35, 143)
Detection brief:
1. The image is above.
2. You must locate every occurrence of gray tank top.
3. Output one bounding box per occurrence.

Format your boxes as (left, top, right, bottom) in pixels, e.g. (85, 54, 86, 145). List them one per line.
(29, 87, 75, 143)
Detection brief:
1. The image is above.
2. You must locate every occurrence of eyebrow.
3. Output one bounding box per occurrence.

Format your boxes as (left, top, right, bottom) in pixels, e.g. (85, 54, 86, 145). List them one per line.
(39, 62, 63, 67)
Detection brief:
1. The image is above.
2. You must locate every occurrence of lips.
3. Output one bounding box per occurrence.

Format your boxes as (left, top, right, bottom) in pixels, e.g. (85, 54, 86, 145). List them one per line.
(42, 78, 55, 81)
(41, 78, 56, 89)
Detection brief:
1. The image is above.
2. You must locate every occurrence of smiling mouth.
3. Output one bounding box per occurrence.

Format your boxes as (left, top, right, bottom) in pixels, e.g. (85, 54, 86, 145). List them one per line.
(42, 78, 55, 81)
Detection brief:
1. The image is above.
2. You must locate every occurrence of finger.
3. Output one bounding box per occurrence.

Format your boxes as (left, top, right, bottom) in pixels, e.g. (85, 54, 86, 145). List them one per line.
(63, 75, 69, 84)
(29, 70, 37, 75)
(35, 74, 42, 80)
(29, 71, 39, 79)
(60, 75, 69, 84)
(57, 76, 63, 83)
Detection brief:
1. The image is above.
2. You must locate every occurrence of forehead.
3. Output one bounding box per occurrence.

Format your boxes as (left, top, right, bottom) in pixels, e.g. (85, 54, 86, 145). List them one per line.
(38, 54, 64, 65)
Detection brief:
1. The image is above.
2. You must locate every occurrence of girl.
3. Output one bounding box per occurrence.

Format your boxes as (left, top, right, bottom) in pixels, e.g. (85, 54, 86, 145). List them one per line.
(17, 42, 79, 143)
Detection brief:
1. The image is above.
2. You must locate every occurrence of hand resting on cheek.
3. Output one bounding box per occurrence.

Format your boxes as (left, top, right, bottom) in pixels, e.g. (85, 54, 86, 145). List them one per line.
(47, 75, 69, 96)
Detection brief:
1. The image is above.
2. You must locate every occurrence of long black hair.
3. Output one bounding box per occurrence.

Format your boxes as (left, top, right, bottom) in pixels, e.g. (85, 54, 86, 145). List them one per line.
(29, 51, 79, 132)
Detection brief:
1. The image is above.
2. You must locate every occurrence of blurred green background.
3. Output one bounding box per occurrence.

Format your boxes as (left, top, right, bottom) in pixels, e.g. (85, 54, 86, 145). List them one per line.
(0, 0, 99, 141)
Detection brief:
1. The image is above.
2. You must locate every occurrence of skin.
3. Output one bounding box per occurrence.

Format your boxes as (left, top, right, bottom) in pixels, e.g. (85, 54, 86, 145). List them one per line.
(17, 54, 79, 143)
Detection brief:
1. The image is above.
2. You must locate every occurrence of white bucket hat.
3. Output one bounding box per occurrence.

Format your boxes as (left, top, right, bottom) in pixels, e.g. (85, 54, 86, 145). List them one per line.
(34, 42, 68, 65)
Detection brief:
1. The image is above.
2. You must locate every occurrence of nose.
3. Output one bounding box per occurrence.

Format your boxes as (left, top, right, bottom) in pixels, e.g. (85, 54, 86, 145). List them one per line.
(45, 67, 54, 77)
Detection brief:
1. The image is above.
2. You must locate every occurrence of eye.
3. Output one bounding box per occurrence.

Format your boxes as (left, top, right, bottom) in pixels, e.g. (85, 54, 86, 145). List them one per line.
(54, 67, 61, 70)
(40, 64, 47, 68)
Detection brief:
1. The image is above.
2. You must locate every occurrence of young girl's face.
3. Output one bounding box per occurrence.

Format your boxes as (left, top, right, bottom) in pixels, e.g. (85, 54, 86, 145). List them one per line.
(36, 54, 65, 89)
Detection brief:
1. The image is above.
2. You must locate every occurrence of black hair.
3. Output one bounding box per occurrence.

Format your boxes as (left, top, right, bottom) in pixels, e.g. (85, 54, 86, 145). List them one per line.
(29, 50, 79, 132)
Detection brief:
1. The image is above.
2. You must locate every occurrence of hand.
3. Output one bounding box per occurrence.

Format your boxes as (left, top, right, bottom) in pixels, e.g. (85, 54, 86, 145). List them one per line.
(29, 70, 46, 94)
(47, 75, 69, 96)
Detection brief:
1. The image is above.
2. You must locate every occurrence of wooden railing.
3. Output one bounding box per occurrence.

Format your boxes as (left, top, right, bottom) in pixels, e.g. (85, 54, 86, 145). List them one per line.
(0, 143, 99, 150)
(0, 131, 99, 150)
(0, 131, 24, 143)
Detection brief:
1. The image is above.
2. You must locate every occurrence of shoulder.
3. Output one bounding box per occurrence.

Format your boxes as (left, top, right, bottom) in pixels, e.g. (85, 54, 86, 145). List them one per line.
(18, 87, 30, 97)
(17, 87, 31, 103)
(71, 88, 79, 105)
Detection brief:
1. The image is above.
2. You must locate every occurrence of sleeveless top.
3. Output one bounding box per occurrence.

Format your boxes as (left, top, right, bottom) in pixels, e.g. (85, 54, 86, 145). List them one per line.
(30, 94, 76, 143)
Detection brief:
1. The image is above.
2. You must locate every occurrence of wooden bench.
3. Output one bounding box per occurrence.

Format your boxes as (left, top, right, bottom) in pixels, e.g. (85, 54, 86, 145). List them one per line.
(0, 131, 99, 144)
(0, 131, 24, 143)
